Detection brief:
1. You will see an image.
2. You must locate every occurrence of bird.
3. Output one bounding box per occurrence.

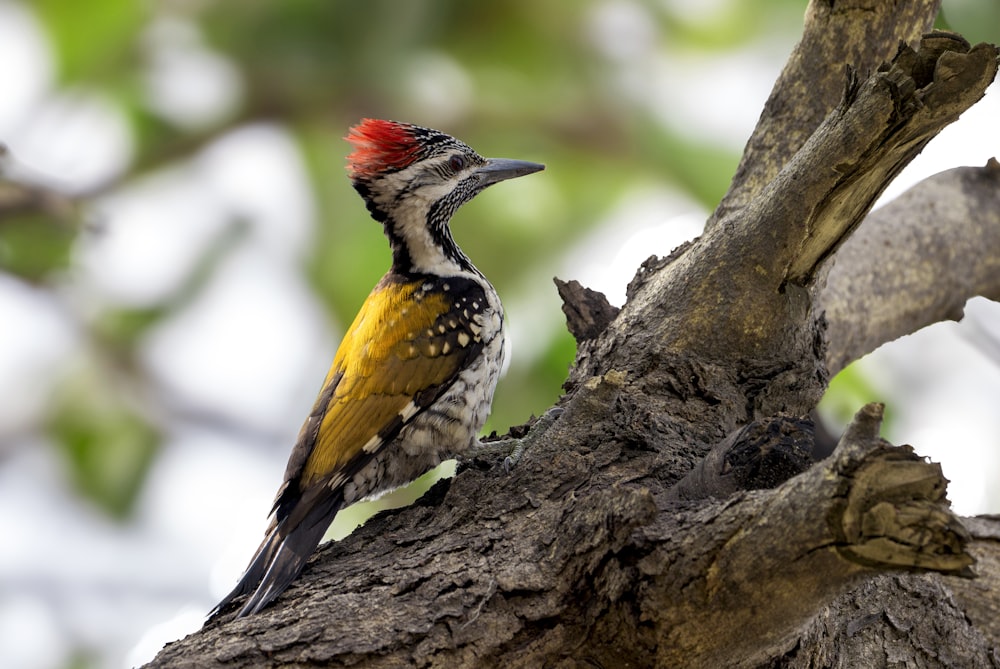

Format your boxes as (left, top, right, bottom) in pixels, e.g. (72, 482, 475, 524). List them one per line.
(212, 119, 544, 618)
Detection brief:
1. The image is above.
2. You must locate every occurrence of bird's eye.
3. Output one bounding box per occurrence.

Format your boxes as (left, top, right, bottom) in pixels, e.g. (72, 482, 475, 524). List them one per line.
(448, 155, 467, 173)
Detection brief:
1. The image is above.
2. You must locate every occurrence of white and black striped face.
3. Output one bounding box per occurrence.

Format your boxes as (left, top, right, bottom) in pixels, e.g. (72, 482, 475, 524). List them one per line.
(360, 144, 491, 229)
(346, 120, 543, 276)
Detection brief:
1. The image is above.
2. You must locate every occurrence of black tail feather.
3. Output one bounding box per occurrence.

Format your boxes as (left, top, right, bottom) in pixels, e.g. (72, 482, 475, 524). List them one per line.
(211, 490, 341, 618)
(210, 526, 280, 617)
(235, 518, 330, 617)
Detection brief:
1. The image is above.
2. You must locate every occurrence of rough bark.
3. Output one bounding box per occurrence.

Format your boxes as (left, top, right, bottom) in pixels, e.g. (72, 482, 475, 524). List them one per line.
(775, 572, 997, 669)
(149, 402, 980, 669)
(146, 0, 1000, 666)
(951, 515, 1000, 649)
(711, 0, 941, 227)
(817, 160, 1000, 375)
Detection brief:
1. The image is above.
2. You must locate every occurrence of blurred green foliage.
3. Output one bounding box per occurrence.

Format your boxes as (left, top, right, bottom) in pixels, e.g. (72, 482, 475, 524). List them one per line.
(49, 368, 159, 519)
(3, 0, 997, 525)
(817, 363, 895, 436)
(34, 0, 145, 83)
(938, 0, 1000, 44)
(0, 213, 75, 280)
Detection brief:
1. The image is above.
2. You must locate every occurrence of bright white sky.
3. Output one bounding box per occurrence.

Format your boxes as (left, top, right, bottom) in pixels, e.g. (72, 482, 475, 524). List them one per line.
(0, 2, 998, 668)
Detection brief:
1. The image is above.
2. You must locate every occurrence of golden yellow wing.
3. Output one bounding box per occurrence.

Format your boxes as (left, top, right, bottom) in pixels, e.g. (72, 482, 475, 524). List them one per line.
(278, 273, 491, 503)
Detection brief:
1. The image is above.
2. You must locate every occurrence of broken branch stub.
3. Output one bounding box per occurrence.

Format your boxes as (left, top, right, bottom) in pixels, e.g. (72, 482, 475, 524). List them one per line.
(651, 404, 974, 668)
(829, 405, 974, 575)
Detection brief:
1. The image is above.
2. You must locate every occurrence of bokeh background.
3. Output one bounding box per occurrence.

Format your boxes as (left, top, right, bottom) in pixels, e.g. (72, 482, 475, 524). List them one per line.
(1, 1, 998, 667)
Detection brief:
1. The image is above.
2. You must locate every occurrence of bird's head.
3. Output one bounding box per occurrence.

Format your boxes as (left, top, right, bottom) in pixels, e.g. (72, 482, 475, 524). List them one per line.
(345, 119, 544, 274)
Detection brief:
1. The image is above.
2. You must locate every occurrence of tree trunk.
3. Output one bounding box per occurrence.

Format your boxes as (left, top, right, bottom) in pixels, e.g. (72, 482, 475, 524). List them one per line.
(146, 1, 1000, 666)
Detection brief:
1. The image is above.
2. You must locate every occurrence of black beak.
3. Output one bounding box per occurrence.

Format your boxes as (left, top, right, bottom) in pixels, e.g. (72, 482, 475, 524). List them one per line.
(476, 158, 545, 186)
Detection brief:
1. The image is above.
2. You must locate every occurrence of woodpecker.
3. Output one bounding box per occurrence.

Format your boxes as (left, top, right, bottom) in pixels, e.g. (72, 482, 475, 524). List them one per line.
(212, 119, 544, 618)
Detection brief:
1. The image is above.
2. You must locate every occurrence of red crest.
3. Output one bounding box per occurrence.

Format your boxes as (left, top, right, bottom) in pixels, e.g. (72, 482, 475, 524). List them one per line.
(345, 119, 422, 178)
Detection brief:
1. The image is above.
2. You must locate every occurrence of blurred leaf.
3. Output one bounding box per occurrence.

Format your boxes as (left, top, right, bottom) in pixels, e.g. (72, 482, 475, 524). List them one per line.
(0, 214, 75, 280)
(33, 0, 145, 83)
(634, 116, 741, 210)
(49, 368, 160, 519)
(62, 649, 99, 669)
(657, 0, 805, 50)
(819, 363, 895, 436)
(95, 306, 170, 347)
(938, 0, 1000, 46)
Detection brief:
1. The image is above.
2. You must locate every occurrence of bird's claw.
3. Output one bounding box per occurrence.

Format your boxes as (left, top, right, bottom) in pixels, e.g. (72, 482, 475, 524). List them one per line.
(500, 406, 564, 474)
(503, 441, 526, 474)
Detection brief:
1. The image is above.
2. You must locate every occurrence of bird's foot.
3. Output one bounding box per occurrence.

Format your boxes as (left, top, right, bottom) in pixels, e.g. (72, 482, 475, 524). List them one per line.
(477, 406, 564, 473)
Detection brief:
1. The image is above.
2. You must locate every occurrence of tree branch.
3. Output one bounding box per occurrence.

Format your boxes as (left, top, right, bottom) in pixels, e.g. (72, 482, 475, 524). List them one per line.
(951, 515, 1000, 647)
(817, 160, 1000, 374)
(0, 145, 82, 224)
(649, 404, 974, 668)
(566, 33, 997, 431)
(776, 572, 996, 668)
(147, 398, 978, 669)
(712, 0, 941, 227)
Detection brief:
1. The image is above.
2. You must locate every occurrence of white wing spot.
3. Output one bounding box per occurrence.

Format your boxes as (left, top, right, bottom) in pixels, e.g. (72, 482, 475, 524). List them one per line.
(457, 332, 471, 347)
(443, 283, 450, 291)
(442, 341, 451, 354)
(362, 434, 382, 453)
(399, 400, 419, 421)
(438, 324, 446, 334)
(427, 343, 439, 356)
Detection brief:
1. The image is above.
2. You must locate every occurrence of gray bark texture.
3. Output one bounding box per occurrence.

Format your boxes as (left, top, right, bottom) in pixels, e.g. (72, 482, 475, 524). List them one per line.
(147, 1, 1000, 666)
